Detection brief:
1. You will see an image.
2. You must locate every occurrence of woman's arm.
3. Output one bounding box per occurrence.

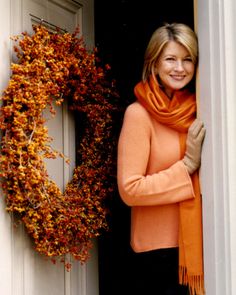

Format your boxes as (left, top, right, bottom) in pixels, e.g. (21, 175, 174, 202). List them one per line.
(117, 103, 195, 207)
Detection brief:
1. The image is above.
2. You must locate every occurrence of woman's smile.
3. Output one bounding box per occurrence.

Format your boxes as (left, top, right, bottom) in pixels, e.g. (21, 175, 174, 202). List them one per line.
(156, 41, 195, 98)
(170, 74, 186, 80)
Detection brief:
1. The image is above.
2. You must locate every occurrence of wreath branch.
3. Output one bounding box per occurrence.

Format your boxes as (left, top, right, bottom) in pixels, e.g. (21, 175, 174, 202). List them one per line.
(0, 25, 120, 269)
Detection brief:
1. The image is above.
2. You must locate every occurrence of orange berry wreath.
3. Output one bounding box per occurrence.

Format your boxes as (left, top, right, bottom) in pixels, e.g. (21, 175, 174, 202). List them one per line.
(0, 25, 119, 269)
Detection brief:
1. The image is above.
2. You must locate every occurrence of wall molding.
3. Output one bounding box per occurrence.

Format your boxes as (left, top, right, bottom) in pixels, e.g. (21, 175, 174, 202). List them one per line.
(197, 0, 236, 294)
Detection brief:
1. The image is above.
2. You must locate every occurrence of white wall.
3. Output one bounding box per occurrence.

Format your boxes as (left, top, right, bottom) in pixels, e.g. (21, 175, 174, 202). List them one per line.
(0, 0, 11, 90)
(197, 0, 236, 294)
(0, 1, 13, 295)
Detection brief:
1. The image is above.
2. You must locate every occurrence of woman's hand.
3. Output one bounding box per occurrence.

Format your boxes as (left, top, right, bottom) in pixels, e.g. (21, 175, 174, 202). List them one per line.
(182, 119, 206, 174)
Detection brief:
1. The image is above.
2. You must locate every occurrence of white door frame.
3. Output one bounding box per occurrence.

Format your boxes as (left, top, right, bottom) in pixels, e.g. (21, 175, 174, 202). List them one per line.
(196, 0, 236, 294)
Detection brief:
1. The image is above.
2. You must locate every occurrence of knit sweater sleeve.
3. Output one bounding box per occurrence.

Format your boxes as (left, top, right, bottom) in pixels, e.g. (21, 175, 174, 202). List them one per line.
(117, 102, 195, 207)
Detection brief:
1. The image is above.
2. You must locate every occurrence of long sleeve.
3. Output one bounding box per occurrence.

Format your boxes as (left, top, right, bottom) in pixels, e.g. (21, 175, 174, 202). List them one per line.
(117, 102, 195, 207)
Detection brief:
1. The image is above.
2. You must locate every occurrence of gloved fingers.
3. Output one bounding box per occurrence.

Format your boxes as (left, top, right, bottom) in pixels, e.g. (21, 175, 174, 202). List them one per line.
(189, 119, 205, 138)
(196, 125, 206, 142)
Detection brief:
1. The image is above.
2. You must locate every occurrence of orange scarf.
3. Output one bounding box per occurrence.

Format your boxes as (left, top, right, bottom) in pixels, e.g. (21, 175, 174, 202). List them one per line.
(134, 75, 205, 295)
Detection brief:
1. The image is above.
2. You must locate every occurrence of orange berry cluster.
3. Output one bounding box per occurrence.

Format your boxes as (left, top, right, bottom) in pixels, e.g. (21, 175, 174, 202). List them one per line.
(0, 25, 120, 268)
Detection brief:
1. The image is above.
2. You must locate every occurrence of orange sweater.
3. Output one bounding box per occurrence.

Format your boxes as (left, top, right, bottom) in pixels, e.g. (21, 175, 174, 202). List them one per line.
(117, 101, 195, 252)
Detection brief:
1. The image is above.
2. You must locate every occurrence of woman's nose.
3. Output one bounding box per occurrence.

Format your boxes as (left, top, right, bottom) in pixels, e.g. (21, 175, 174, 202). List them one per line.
(174, 60, 184, 71)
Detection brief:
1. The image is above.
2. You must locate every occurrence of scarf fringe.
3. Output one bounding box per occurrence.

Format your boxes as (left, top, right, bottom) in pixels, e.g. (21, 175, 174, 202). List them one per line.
(179, 266, 205, 295)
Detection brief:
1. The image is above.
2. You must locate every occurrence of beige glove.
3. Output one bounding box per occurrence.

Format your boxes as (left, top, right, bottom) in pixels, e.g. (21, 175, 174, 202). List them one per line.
(182, 118, 206, 174)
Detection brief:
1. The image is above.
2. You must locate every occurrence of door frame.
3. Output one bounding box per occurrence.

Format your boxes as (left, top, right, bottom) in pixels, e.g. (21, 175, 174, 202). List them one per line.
(196, 0, 236, 294)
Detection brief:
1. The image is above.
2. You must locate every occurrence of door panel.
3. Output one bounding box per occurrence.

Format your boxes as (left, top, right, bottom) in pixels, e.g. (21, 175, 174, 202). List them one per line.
(23, 0, 82, 34)
(8, 1, 98, 295)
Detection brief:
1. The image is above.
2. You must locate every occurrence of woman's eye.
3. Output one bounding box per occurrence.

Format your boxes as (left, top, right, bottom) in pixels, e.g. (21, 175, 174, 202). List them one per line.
(165, 57, 175, 61)
(184, 58, 193, 62)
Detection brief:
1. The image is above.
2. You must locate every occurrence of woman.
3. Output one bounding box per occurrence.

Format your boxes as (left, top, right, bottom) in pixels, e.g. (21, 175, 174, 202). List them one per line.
(117, 23, 205, 295)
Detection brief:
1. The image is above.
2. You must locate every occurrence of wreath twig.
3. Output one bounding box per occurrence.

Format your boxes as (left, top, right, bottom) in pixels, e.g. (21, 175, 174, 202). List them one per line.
(0, 25, 119, 269)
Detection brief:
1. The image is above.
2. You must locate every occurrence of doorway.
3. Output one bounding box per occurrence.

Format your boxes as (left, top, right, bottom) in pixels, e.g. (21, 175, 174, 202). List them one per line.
(94, 1, 194, 294)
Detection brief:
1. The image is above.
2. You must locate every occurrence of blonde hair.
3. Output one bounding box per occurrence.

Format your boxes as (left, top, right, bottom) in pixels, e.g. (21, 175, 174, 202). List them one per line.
(142, 23, 198, 81)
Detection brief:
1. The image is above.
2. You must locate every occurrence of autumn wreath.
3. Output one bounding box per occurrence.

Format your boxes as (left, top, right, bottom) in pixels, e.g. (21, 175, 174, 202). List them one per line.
(0, 25, 119, 268)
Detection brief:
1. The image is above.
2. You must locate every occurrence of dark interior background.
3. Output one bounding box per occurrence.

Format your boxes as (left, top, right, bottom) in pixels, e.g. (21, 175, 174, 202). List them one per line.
(94, 1, 194, 294)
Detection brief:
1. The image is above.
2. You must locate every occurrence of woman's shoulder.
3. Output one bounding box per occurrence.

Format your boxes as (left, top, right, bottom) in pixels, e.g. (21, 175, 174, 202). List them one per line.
(125, 101, 150, 118)
(121, 101, 153, 133)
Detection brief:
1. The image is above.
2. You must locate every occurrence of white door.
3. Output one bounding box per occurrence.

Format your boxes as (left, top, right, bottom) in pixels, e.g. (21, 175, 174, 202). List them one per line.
(0, 1, 98, 295)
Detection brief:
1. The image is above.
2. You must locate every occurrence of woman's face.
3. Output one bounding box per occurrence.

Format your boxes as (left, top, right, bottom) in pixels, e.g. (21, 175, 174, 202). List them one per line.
(156, 40, 195, 98)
